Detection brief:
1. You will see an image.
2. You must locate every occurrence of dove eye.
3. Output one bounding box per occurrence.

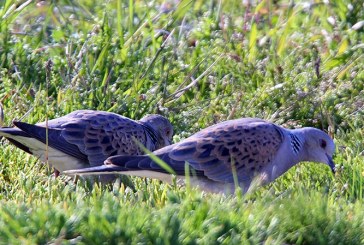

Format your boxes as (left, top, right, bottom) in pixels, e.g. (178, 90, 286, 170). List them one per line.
(319, 139, 327, 149)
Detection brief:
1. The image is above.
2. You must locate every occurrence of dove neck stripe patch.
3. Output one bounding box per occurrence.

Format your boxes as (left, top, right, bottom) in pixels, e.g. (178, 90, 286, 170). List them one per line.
(141, 123, 158, 145)
(289, 133, 302, 154)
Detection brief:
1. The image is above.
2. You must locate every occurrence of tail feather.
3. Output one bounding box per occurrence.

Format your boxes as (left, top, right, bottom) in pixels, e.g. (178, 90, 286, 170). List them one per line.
(0, 126, 30, 137)
(5, 138, 33, 154)
(13, 121, 88, 162)
(0, 127, 33, 154)
(107, 154, 176, 174)
(64, 165, 127, 176)
(65, 152, 206, 178)
(107, 153, 205, 177)
(106, 155, 145, 167)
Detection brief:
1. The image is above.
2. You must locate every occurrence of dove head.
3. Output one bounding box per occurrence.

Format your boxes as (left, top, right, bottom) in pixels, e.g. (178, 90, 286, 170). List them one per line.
(140, 114, 174, 147)
(297, 127, 336, 173)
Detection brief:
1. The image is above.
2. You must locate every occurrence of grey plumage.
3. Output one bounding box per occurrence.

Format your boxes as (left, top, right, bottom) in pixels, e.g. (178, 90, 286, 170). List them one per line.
(0, 110, 173, 176)
(64, 118, 335, 193)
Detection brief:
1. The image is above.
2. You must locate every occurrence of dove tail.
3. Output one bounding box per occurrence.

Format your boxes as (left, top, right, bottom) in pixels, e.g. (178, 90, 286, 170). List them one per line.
(0, 126, 28, 137)
(65, 165, 128, 176)
(12, 121, 88, 162)
(0, 127, 33, 154)
(106, 153, 205, 177)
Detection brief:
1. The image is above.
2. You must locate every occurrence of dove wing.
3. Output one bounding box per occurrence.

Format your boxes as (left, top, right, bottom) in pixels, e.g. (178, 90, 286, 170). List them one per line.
(168, 119, 284, 183)
(60, 113, 149, 166)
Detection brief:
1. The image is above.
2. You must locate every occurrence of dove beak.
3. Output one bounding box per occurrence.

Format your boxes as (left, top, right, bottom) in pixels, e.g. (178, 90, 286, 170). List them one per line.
(326, 154, 336, 174)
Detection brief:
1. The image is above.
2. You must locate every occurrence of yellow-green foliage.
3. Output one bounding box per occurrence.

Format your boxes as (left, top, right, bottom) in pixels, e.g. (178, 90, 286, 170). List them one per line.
(0, 0, 363, 244)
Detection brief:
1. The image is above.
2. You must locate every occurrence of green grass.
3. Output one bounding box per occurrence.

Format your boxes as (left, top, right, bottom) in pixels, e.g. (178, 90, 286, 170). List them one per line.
(0, 0, 363, 244)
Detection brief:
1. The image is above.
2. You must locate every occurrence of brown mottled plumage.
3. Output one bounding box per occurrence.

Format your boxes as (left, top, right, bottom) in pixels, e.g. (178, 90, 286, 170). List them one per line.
(65, 118, 335, 193)
(0, 110, 173, 177)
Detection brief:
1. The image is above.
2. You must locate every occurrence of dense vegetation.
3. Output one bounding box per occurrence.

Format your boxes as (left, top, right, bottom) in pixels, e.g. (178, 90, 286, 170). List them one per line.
(0, 0, 363, 244)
